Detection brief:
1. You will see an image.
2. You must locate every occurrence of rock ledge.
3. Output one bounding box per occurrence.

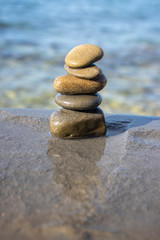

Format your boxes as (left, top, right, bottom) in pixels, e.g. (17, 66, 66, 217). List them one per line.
(0, 108, 160, 240)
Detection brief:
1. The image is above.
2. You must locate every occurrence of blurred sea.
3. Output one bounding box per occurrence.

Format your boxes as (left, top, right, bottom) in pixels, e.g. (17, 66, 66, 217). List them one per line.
(0, 0, 160, 115)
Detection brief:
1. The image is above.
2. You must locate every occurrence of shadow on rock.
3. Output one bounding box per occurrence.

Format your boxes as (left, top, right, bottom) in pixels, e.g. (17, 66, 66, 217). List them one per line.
(106, 114, 159, 136)
(47, 137, 106, 201)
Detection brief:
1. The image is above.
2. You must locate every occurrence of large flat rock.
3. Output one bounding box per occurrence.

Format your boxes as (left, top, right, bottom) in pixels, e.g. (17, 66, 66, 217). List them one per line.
(0, 108, 160, 240)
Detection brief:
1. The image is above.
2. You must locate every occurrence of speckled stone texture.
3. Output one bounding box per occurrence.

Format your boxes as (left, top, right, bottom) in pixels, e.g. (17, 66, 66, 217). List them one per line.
(0, 108, 160, 240)
(55, 93, 102, 110)
(64, 64, 102, 79)
(54, 74, 107, 94)
(65, 44, 104, 68)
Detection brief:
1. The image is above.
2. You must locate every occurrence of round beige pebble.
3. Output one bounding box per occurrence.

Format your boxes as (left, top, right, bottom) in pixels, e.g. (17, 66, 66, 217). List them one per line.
(53, 74, 107, 94)
(64, 64, 102, 79)
(65, 44, 104, 68)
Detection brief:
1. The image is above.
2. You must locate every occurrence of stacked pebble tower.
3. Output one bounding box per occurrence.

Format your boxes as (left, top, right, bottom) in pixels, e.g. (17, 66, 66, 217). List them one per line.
(49, 44, 107, 139)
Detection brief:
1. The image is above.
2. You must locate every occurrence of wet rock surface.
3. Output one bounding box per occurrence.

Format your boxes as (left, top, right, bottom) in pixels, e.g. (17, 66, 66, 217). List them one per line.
(0, 108, 160, 240)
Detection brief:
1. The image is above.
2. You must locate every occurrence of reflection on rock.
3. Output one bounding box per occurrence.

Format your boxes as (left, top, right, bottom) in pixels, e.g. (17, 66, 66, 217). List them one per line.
(47, 137, 106, 201)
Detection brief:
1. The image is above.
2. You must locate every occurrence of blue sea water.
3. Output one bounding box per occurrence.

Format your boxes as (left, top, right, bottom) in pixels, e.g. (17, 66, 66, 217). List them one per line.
(0, 0, 160, 115)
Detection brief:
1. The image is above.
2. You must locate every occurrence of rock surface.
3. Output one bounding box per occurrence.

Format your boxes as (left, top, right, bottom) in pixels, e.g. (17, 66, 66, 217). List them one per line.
(65, 44, 104, 68)
(49, 108, 106, 138)
(54, 74, 107, 94)
(0, 108, 160, 240)
(55, 93, 102, 110)
(64, 64, 102, 79)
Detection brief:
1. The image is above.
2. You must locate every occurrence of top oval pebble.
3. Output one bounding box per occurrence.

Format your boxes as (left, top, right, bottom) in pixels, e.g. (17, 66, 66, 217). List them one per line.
(65, 44, 104, 68)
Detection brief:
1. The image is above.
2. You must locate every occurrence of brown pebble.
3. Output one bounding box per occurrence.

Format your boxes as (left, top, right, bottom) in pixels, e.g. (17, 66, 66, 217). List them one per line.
(65, 44, 104, 68)
(64, 64, 102, 79)
(53, 74, 107, 94)
(49, 108, 106, 139)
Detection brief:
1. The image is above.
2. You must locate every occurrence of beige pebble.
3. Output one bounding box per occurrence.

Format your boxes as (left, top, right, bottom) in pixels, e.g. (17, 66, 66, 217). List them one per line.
(53, 74, 107, 94)
(65, 44, 104, 68)
(64, 64, 102, 79)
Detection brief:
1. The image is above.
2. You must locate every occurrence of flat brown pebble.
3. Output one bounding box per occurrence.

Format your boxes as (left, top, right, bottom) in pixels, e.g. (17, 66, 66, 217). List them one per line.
(65, 44, 104, 68)
(49, 108, 106, 139)
(55, 93, 102, 110)
(53, 74, 107, 94)
(64, 64, 102, 79)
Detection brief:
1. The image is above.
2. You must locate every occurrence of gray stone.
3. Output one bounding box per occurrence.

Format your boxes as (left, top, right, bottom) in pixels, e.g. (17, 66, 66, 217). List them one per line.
(55, 93, 102, 110)
(0, 108, 160, 240)
(49, 108, 106, 138)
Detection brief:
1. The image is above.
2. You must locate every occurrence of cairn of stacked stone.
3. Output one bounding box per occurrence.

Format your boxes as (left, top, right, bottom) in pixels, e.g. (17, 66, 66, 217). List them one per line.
(49, 44, 107, 139)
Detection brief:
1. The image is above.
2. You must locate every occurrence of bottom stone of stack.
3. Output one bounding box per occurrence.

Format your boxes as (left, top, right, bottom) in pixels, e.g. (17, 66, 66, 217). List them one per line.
(49, 108, 106, 139)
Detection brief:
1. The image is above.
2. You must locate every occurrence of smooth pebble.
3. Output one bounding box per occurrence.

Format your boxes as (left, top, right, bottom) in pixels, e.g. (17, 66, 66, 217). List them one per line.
(49, 108, 106, 139)
(55, 93, 102, 110)
(64, 64, 101, 79)
(65, 44, 104, 68)
(54, 74, 107, 94)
